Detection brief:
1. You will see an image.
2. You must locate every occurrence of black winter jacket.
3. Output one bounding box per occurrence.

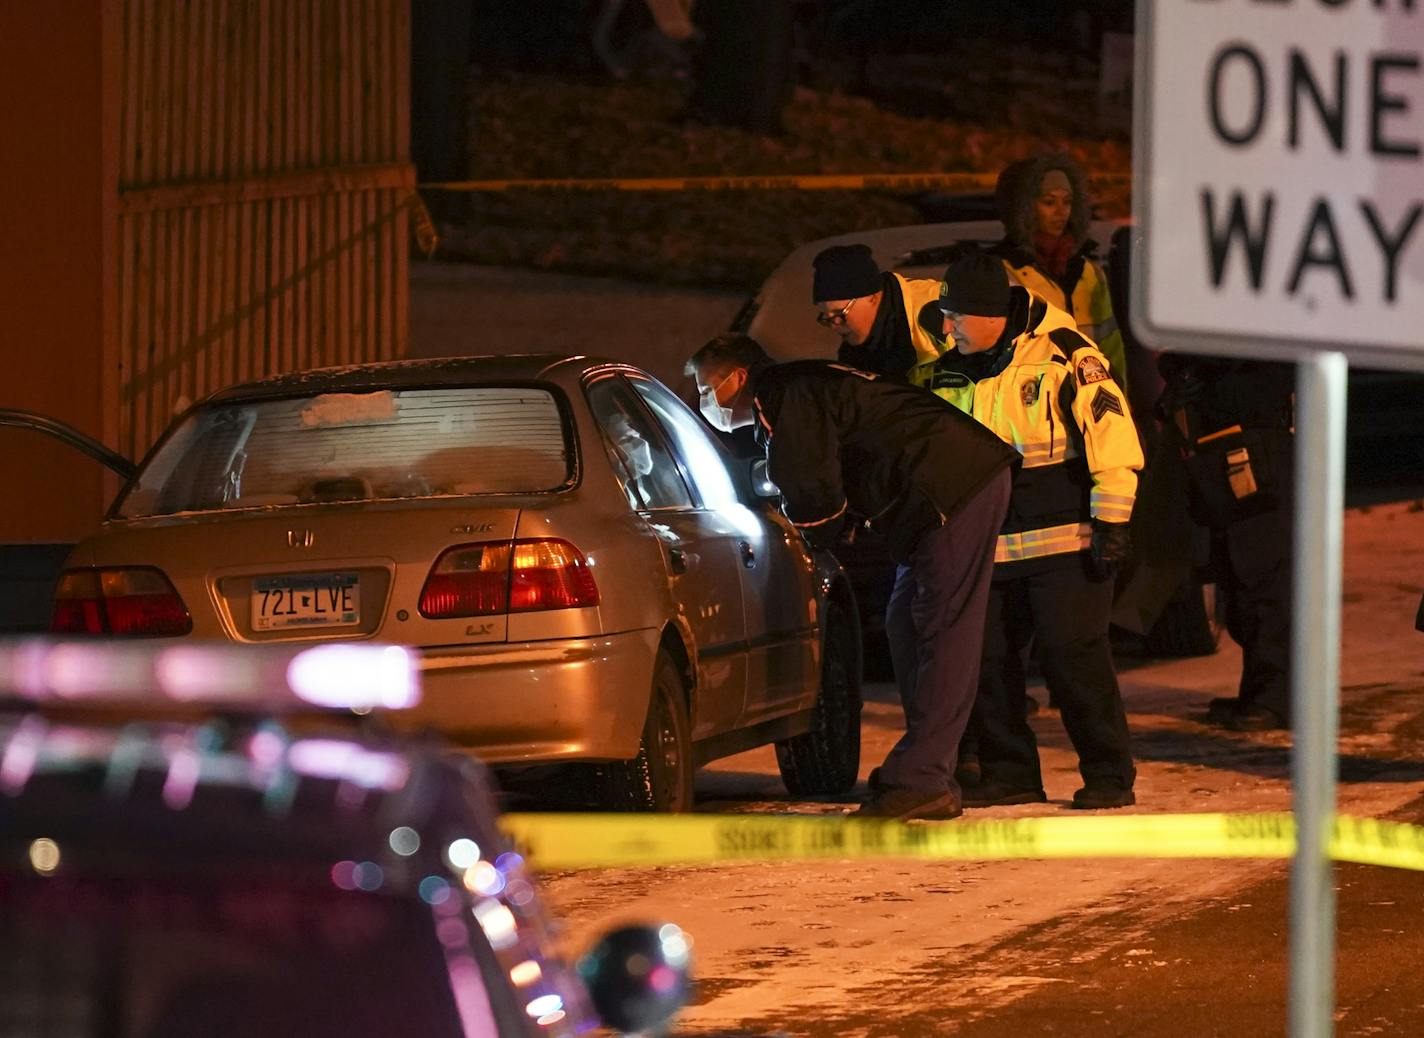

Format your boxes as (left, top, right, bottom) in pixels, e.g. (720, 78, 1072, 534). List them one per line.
(751, 361, 1020, 563)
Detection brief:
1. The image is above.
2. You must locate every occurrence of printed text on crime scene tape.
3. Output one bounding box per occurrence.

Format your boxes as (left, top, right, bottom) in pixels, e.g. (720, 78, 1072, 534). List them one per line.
(500, 812, 1424, 872)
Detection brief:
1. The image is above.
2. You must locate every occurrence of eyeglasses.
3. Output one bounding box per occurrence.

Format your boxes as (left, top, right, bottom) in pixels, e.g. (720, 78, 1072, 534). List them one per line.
(815, 298, 860, 328)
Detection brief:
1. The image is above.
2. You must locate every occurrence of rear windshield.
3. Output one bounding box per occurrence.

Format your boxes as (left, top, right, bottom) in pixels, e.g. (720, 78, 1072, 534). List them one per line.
(115, 386, 572, 518)
(0, 871, 486, 1038)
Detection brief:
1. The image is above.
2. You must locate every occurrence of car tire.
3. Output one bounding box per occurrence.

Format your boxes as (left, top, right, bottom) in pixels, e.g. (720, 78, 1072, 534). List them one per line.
(860, 630, 895, 682)
(601, 650, 694, 813)
(775, 600, 862, 796)
(1144, 579, 1224, 657)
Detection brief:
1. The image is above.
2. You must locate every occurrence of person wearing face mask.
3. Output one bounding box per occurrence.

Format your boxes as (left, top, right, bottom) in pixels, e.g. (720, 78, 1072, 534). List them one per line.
(987, 153, 1127, 389)
(687, 333, 1018, 821)
(918, 251, 1143, 810)
(809, 243, 948, 380)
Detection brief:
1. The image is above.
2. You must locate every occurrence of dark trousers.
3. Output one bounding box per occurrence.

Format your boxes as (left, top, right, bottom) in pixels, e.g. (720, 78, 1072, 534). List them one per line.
(972, 556, 1136, 792)
(881, 469, 1011, 797)
(1218, 504, 1292, 720)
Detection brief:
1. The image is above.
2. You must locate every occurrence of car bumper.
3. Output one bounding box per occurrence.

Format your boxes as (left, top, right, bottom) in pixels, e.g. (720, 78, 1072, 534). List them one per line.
(387, 629, 661, 763)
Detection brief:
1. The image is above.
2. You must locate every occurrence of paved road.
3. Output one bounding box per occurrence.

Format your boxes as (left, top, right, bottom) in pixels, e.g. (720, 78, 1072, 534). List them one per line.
(536, 502, 1424, 1038)
(410, 262, 1424, 1035)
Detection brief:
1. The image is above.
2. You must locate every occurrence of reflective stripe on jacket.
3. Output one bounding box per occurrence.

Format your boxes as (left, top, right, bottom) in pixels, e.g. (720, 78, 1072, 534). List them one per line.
(910, 290, 1143, 564)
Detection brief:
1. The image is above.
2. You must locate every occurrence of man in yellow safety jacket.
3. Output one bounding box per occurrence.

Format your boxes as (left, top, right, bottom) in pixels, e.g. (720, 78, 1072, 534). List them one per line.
(914, 250, 1143, 810)
(809, 243, 946, 375)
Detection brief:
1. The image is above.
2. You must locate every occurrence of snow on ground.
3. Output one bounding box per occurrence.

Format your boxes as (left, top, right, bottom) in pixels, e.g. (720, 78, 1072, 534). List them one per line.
(539, 502, 1424, 1036)
(408, 263, 1424, 1033)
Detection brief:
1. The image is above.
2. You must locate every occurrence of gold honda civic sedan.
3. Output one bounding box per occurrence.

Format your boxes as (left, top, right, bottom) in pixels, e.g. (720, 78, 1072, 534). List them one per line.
(44, 355, 862, 811)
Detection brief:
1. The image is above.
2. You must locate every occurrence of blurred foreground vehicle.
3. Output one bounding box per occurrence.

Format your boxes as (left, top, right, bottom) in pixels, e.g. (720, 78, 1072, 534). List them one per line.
(6, 355, 862, 811)
(0, 639, 691, 1037)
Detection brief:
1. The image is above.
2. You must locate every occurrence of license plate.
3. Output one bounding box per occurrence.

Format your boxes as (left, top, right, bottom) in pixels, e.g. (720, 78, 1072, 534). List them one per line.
(251, 573, 360, 631)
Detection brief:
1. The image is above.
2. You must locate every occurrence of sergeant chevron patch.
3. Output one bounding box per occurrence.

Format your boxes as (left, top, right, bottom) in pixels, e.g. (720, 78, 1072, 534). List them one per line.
(1091, 387, 1125, 422)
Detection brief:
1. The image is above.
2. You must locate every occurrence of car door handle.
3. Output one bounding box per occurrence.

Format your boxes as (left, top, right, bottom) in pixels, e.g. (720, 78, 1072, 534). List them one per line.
(738, 540, 756, 569)
(668, 547, 688, 575)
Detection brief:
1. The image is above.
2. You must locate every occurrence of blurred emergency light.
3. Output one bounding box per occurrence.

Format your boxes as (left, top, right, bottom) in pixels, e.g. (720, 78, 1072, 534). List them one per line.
(0, 639, 421, 713)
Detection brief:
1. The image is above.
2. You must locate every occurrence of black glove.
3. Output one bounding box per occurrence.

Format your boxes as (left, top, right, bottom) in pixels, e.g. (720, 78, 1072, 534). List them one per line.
(1089, 519, 1132, 580)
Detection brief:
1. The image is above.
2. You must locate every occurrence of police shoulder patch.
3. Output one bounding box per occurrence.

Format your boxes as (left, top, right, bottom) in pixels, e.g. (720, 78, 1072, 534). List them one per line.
(1077, 354, 1111, 386)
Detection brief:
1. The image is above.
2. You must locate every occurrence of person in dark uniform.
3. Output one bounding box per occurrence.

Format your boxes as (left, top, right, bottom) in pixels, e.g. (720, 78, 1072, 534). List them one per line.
(920, 252, 1142, 809)
(1157, 354, 1296, 730)
(686, 333, 1018, 821)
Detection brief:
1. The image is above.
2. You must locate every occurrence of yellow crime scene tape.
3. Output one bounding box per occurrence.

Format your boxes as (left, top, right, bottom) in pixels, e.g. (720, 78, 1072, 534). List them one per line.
(420, 171, 1131, 194)
(500, 812, 1424, 873)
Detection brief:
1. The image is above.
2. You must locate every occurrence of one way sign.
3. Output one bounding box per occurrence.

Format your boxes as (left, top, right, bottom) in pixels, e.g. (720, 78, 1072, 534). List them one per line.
(1132, 0, 1423, 370)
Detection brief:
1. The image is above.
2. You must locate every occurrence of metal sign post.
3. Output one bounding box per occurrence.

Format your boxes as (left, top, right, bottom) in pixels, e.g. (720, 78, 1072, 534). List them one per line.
(1134, 1, 1423, 1033)
(1289, 352, 1345, 1038)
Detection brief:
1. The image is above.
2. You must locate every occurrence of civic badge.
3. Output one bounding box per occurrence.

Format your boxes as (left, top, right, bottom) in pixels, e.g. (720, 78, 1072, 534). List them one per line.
(287, 529, 315, 549)
(1020, 379, 1041, 406)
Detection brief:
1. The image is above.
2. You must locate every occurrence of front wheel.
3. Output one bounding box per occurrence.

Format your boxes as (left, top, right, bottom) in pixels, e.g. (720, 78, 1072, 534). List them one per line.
(600, 650, 694, 812)
(776, 599, 862, 796)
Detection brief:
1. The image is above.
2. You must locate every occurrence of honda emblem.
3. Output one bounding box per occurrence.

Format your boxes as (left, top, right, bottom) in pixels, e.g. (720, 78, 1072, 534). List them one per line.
(287, 529, 315, 549)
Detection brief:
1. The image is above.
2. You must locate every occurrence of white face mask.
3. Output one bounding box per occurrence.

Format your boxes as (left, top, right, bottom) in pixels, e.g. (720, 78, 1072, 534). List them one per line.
(698, 370, 740, 433)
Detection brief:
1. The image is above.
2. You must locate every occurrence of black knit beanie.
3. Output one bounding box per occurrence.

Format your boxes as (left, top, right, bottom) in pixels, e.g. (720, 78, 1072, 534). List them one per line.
(811, 244, 882, 302)
(938, 252, 1013, 317)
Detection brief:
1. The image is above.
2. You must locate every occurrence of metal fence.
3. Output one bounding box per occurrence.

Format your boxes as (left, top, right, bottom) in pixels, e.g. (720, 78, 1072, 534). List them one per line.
(115, 0, 412, 456)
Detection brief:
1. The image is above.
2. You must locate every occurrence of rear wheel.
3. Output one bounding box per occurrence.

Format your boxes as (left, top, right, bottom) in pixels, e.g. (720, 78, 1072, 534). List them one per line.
(601, 650, 694, 812)
(1145, 579, 1224, 657)
(776, 599, 862, 796)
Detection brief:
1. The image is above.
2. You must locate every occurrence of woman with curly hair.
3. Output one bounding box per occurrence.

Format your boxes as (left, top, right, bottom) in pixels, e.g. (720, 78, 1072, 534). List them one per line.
(990, 153, 1128, 388)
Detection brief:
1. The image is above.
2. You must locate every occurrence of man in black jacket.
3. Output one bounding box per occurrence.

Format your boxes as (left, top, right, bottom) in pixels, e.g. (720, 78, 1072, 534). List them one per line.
(686, 334, 1018, 820)
(1158, 354, 1296, 731)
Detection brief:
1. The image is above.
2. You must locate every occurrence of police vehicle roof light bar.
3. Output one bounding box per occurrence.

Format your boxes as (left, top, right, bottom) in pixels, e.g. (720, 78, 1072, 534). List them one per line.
(0, 640, 421, 713)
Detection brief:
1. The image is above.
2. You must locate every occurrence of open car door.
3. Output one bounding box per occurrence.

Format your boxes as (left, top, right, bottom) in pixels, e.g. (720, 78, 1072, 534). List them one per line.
(0, 409, 136, 632)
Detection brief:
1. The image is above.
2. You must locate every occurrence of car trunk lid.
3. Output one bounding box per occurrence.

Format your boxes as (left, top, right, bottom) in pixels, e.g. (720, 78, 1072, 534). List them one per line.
(83, 503, 525, 645)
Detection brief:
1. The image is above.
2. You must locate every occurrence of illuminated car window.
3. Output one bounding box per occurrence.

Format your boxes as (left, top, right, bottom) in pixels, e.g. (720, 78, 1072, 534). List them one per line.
(585, 379, 693, 511)
(628, 377, 740, 512)
(115, 387, 572, 518)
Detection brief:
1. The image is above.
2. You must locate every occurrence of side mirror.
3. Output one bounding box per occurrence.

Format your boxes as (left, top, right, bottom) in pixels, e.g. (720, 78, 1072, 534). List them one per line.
(578, 923, 692, 1036)
(748, 458, 780, 500)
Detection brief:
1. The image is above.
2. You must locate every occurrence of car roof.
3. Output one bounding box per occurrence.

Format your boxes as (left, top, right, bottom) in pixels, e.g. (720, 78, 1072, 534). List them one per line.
(0, 712, 502, 869)
(205, 354, 631, 403)
(0, 641, 499, 876)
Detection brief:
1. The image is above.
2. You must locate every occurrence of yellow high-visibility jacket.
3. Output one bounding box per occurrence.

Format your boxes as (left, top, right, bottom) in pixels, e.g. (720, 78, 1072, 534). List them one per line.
(837, 273, 952, 380)
(1002, 255, 1127, 391)
(896, 273, 953, 368)
(910, 289, 1143, 565)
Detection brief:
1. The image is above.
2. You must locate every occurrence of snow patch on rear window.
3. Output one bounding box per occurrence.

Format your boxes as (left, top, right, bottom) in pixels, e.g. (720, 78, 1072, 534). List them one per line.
(300, 392, 399, 428)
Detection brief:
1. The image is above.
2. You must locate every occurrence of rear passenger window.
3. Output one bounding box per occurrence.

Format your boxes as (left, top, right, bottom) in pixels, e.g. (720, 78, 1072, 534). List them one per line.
(585, 378, 693, 510)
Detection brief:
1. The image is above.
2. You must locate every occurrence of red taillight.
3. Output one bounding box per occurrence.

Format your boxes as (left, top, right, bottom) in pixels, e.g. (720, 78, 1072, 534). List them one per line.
(509, 539, 600, 611)
(418, 539, 599, 620)
(418, 543, 512, 619)
(50, 568, 192, 638)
